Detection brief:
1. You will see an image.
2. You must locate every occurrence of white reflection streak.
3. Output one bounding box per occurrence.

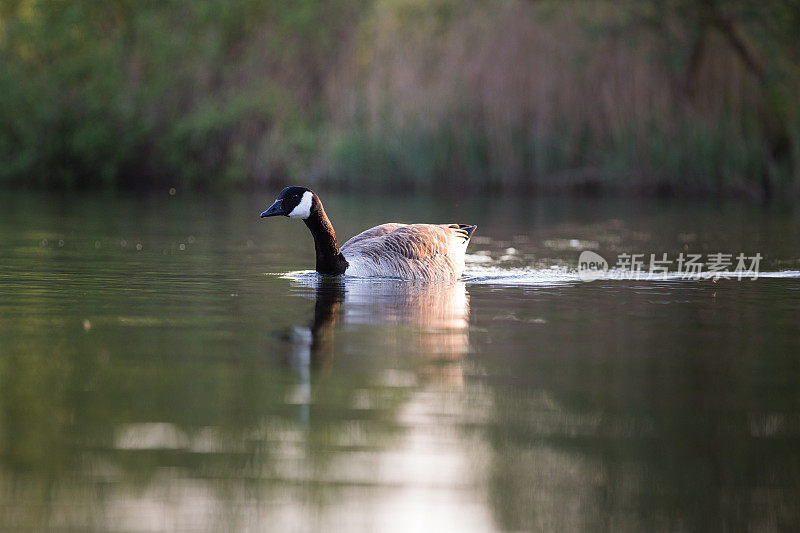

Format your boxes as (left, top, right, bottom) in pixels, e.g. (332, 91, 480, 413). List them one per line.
(338, 279, 488, 531)
(278, 275, 493, 531)
(368, 392, 494, 533)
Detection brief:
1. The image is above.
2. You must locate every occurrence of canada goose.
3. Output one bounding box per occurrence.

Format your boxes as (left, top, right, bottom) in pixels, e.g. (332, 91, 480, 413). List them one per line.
(260, 186, 477, 281)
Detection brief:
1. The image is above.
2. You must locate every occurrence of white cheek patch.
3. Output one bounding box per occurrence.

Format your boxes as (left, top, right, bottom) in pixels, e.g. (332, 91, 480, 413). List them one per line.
(288, 191, 313, 219)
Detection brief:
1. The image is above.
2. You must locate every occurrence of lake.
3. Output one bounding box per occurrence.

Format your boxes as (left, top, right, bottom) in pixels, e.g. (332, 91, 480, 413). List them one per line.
(1, 190, 799, 531)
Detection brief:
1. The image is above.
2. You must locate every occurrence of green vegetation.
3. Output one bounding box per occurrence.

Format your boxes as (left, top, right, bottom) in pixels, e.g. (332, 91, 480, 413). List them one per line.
(0, 0, 798, 198)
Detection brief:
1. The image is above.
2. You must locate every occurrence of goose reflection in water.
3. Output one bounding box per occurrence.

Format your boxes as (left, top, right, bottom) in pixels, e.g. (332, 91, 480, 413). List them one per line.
(285, 275, 470, 387)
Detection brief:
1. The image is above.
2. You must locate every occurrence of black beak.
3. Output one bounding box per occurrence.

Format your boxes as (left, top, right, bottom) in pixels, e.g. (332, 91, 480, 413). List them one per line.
(260, 200, 286, 218)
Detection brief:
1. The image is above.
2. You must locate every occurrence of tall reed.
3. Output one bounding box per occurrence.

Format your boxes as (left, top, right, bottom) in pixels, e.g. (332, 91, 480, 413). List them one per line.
(325, 0, 797, 197)
(0, 0, 797, 197)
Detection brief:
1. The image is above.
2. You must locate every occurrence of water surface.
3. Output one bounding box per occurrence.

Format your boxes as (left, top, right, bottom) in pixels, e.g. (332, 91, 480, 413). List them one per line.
(1, 191, 799, 531)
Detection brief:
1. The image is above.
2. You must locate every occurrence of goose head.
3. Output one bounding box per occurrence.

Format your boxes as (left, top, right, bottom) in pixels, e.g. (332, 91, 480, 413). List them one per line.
(260, 186, 316, 220)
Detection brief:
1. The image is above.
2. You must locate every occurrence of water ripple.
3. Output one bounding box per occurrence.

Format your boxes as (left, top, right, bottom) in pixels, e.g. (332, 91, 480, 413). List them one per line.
(278, 267, 800, 288)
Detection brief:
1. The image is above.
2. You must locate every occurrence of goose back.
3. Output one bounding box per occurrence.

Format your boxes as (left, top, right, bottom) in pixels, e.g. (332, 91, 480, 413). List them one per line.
(341, 223, 475, 281)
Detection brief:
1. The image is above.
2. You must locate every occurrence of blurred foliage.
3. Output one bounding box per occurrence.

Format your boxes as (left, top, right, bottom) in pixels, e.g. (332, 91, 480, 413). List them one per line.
(0, 0, 799, 197)
(0, 0, 366, 189)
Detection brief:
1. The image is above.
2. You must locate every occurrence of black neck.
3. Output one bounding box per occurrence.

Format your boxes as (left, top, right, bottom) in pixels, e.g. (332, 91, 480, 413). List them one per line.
(304, 206, 349, 276)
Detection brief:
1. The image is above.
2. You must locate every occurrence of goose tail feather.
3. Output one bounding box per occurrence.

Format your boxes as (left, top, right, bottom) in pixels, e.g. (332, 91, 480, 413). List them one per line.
(458, 224, 478, 239)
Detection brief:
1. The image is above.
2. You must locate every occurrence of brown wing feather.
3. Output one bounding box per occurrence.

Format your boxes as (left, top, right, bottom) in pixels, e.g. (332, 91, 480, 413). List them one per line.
(379, 225, 452, 259)
(341, 223, 406, 248)
(341, 223, 468, 280)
